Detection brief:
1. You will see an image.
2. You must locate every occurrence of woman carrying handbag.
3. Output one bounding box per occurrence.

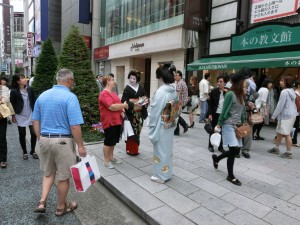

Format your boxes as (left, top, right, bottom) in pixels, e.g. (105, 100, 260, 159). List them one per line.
(212, 70, 248, 186)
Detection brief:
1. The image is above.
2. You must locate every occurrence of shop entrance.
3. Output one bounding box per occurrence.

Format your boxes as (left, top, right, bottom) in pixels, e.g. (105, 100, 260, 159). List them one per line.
(144, 58, 151, 97)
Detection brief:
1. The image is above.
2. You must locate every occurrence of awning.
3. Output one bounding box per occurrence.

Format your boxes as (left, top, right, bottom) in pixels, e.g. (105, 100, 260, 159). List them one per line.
(187, 51, 300, 71)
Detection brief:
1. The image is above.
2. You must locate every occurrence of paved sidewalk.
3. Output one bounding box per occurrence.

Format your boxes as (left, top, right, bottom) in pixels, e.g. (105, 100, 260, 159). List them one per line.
(87, 114, 300, 225)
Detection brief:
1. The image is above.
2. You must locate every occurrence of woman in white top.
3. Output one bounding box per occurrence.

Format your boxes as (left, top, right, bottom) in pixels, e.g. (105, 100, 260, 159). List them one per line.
(253, 79, 272, 140)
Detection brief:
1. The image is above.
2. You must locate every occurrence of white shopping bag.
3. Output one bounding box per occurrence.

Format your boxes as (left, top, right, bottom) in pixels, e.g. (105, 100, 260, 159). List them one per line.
(121, 120, 135, 141)
(70, 155, 101, 192)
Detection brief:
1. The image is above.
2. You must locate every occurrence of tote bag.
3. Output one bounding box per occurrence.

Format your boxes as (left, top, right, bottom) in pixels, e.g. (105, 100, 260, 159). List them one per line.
(121, 119, 135, 141)
(70, 155, 101, 192)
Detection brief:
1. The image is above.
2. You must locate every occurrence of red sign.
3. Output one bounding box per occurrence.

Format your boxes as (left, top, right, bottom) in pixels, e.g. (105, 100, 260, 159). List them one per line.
(94, 46, 109, 61)
(82, 35, 91, 48)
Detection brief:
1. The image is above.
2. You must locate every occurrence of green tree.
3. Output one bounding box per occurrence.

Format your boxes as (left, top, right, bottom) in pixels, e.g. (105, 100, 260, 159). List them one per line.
(58, 26, 99, 125)
(14, 67, 20, 74)
(31, 39, 57, 97)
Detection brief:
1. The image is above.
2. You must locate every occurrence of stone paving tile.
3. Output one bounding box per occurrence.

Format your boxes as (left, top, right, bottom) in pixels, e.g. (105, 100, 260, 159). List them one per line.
(221, 192, 272, 218)
(94, 156, 119, 177)
(224, 209, 270, 225)
(172, 166, 199, 181)
(105, 174, 164, 212)
(263, 210, 300, 225)
(193, 159, 217, 170)
(185, 207, 233, 225)
(218, 180, 262, 199)
(165, 176, 199, 196)
(243, 169, 282, 186)
(139, 165, 153, 176)
(247, 180, 295, 201)
(154, 188, 199, 214)
(114, 161, 145, 179)
(277, 181, 300, 195)
(190, 177, 231, 197)
(255, 193, 300, 220)
(190, 166, 226, 183)
(268, 170, 300, 186)
(262, 161, 300, 176)
(136, 151, 153, 160)
(147, 205, 195, 225)
(237, 161, 274, 174)
(173, 157, 199, 170)
(188, 189, 218, 205)
(289, 195, 300, 207)
(201, 198, 237, 217)
(123, 157, 151, 168)
(132, 175, 169, 194)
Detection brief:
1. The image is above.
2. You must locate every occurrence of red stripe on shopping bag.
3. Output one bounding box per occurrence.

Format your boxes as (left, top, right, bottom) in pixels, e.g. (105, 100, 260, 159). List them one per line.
(71, 167, 84, 192)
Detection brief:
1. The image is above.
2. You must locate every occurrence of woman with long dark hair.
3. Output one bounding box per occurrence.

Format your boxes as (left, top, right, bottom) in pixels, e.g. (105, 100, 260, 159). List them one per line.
(212, 71, 248, 186)
(187, 75, 199, 128)
(10, 74, 38, 160)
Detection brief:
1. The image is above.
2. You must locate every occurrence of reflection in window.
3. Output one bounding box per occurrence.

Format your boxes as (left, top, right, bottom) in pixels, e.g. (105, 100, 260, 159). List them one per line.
(106, 0, 184, 38)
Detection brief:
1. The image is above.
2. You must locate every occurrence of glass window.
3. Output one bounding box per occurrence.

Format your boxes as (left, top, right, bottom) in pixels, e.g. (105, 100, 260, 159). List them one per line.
(28, 4, 34, 21)
(105, 0, 184, 42)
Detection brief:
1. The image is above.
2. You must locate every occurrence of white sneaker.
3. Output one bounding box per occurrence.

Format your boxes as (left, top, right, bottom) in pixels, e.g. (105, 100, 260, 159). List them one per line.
(150, 176, 165, 184)
(104, 161, 115, 169)
(110, 158, 122, 164)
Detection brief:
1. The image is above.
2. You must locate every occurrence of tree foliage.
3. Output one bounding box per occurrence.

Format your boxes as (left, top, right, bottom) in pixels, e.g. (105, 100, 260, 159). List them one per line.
(58, 26, 99, 125)
(31, 39, 58, 97)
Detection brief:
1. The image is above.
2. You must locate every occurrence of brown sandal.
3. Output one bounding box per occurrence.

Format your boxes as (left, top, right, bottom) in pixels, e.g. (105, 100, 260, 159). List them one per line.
(34, 201, 47, 213)
(55, 202, 78, 217)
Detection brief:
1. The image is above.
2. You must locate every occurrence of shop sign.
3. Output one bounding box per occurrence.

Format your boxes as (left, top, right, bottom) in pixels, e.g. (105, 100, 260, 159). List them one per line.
(130, 43, 144, 51)
(82, 36, 91, 48)
(184, 0, 206, 31)
(94, 46, 109, 61)
(231, 24, 300, 52)
(251, 0, 299, 24)
(197, 64, 228, 70)
(27, 32, 32, 57)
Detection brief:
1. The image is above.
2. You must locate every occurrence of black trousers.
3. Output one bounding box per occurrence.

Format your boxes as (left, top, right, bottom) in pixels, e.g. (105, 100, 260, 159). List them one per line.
(0, 118, 8, 162)
(215, 146, 240, 179)
(208, 113, 223, 150)
(175, 116, 188, 132)
(17, 125, 37, 155)
(253, 122, 264, 137)
(292, 116, 299, 144)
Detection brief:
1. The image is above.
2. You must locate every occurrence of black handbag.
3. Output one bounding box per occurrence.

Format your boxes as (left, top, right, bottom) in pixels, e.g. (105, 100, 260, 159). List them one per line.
(204, 121, 213, 134)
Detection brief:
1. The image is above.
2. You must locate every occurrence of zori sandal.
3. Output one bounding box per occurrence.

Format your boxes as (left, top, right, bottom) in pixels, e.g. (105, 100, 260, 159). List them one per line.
(55, 202, 78, 217)
(34, 201, 47, 213)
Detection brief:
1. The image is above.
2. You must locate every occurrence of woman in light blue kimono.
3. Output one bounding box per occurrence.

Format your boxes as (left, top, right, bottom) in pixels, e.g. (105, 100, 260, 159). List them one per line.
(148, 64, 179, 184)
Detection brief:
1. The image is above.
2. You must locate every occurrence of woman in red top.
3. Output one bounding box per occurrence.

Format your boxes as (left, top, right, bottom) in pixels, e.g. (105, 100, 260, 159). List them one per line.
(99, 75, 128, 169)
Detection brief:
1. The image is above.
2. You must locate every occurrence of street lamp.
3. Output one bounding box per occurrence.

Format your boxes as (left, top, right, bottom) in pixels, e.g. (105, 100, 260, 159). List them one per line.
(0, 2, 15, 76)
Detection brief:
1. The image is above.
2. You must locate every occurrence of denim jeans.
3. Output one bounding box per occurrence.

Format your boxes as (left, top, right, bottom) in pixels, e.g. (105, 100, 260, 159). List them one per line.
(199, 100, 208, 122)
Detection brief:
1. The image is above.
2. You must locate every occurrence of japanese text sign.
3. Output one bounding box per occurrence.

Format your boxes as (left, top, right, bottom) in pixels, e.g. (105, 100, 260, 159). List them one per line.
(251, 0, 299, 24)
(27, 32, 32, 57)
(231, 24, 300, 52)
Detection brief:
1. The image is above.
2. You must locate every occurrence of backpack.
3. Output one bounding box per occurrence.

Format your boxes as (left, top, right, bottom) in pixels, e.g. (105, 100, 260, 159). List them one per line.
(296, 94, 300, 112)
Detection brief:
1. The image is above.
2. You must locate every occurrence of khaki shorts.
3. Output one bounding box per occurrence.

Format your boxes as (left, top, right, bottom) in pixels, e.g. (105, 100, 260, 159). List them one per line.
(37, 137, 76, 181)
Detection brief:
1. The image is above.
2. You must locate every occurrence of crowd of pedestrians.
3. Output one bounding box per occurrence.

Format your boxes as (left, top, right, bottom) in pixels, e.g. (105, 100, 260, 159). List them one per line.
(1, 64, 300, 217)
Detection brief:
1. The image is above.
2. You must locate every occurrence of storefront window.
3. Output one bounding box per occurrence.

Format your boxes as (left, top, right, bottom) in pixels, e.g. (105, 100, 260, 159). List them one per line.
(105, 0, 184, 44)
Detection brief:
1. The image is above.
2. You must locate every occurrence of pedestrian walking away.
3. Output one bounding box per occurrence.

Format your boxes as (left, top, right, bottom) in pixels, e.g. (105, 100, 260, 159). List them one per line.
(268, 74, 298, 159)
(148, 64, 179, 184)
(121, 69, 148, 155)
(212, 70, 248, 186)
(99, 75, 128, 169)
(10, 74, 38, 160)
(199, 73, 211, 123)
(32, 68, 87, 216)
(186, 75, 199, 128)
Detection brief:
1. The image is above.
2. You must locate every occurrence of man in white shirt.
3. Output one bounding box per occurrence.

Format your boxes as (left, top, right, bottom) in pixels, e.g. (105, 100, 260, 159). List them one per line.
(199, 73, 211, 123)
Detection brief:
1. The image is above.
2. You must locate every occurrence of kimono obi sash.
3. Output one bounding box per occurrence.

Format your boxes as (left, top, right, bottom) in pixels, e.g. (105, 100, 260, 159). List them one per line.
(161, 99, 181, 129)
(129, 98, 142, 112)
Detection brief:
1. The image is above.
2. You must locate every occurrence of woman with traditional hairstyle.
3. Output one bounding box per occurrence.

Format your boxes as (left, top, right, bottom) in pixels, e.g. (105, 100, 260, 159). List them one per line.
(212, 70, 248, 186)
(10, 74, 38, 160)
(121, 69, 148, 155)
(148, 64, 179, 184)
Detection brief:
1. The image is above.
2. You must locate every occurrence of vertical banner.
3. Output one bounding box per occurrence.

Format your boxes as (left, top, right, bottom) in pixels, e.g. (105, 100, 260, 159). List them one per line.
(27, 32, 32, 57)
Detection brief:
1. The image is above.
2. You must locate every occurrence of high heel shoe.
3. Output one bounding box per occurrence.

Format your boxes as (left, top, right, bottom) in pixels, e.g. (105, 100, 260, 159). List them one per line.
(189, 122, 194, 128)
